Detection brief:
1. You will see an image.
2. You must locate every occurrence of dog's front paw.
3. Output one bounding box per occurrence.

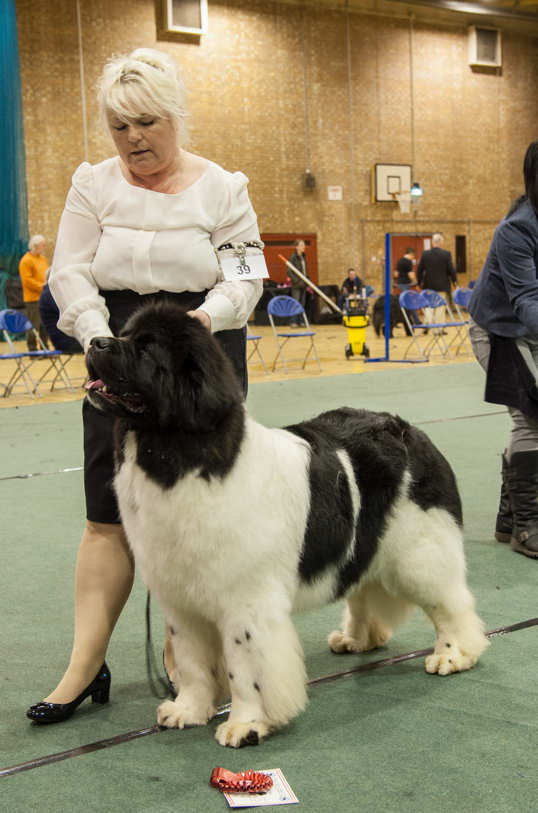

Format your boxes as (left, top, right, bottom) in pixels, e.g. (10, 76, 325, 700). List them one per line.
(215, 720, 271, 748)
(425, 648, 478, 676)
(157, 698, 214, 729)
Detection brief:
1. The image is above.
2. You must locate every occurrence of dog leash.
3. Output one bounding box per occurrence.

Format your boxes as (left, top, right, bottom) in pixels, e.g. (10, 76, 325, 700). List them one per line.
(145, 591, 172, 699)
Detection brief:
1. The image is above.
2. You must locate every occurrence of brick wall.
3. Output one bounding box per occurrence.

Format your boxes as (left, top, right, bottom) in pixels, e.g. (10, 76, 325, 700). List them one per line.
(15, 0, 538, 290)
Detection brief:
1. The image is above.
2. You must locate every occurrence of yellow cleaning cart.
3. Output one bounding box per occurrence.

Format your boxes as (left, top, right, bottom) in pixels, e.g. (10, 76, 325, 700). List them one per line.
(343, 295, 370, 359)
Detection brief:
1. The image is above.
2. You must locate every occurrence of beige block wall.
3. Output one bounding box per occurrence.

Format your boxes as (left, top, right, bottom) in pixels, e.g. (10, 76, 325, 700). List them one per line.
(15, 0, 538, 291)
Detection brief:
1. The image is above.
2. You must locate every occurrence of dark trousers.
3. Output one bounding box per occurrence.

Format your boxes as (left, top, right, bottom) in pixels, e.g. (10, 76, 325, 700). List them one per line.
(24, 299, 50, 350)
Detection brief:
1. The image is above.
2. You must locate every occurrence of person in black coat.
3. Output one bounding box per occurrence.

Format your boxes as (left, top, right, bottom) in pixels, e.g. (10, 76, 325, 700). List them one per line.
(288, 240, 309, 307)
(417, 234, 457, 301)
(469, 140, 538, 560)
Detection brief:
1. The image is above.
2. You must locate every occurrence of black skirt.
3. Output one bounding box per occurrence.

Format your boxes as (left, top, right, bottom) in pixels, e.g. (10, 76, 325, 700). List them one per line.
(485, 332, 538, 422)
(83, 289, 247, 523)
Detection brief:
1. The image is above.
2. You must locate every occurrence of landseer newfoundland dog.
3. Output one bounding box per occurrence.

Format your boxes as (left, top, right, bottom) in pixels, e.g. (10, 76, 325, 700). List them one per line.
(86, 302, 488, 748)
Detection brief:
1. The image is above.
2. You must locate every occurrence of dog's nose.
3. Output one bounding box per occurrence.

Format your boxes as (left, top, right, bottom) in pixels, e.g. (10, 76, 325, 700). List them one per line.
(90, 336, 116, 351)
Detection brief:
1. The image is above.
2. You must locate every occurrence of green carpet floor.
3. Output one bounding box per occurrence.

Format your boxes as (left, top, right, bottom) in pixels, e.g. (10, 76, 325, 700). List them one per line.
(1, 362, 537, 812)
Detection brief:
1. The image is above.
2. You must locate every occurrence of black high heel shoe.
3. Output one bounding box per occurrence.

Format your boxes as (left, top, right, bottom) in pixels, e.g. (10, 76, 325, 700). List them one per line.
(26, 662, 111, 724)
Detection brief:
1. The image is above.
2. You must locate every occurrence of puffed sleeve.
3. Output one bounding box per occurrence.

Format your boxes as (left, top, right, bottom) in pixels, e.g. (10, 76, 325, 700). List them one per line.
(201, 172, 263, 333)
(49, 163, 112, 351)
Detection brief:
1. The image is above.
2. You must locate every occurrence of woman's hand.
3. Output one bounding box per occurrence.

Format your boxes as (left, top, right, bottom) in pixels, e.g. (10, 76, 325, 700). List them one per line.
(187, 309, 211, 330)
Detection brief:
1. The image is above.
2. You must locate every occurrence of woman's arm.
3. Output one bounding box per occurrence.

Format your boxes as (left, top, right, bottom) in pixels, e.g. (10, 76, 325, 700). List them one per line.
(200, 172, 263, 333)
(498, 221, 538, 334)
(49, 164, 111, 351)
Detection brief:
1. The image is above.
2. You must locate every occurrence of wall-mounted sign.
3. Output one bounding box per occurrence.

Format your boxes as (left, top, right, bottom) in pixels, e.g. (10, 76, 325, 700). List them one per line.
(328, 186, 343, 201)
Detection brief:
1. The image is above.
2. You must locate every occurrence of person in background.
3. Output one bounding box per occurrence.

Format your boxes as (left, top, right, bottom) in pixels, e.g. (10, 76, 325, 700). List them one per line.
(338, 267, 364, 309)
(395, 248, 420, 325)
(39, 277, 83, 354)
(395, 247, 416, 292)
(26, 47, 263, 726)
(417, 233, 457, 325)
(18, 235, 51, 350)
(288, 239, 309, 307)
(469, 139, 538, 560)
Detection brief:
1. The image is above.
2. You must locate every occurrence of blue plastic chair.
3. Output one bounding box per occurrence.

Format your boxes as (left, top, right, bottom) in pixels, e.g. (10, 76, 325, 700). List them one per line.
(267, 295, 322, 373)
(246, 325, 269, 373)
(398, 290, 466, 361)
(0, 309, 74, 397)
(450, 287, 473, 355)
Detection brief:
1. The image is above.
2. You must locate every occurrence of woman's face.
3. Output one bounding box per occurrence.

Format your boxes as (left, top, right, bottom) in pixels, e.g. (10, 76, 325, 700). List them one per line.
(107, 111, 179, 177)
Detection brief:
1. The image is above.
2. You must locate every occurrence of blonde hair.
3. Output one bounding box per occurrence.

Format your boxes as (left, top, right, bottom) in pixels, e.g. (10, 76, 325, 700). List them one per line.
(97, 48, 189, 144)
(29, 234, 46, 251)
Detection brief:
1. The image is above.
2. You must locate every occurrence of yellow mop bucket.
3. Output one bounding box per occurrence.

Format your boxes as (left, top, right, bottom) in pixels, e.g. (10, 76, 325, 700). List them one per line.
(343, 296, 370, 359)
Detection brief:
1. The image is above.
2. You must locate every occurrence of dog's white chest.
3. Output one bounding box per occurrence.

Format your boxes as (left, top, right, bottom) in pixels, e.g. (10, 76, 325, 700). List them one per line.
(114, 426, 312, 620)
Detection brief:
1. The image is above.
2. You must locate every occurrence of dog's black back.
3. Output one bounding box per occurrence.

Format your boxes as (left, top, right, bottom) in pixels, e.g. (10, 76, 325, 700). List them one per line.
(285, 407, 462, 595)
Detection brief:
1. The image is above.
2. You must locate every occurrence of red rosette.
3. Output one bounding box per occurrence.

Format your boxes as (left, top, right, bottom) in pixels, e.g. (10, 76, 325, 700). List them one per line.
(210, 767, 273, 794)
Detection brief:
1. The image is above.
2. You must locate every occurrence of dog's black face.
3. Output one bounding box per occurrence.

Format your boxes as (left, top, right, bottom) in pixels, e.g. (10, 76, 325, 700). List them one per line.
(85, 302, 242, 432)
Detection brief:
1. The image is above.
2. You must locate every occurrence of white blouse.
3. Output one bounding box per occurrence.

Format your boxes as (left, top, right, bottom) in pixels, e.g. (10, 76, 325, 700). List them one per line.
(50, 156, 263, 350)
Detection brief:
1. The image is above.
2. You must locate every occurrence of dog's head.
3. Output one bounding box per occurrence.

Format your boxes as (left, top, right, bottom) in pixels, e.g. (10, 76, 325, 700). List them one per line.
(85, 302, 243, 431)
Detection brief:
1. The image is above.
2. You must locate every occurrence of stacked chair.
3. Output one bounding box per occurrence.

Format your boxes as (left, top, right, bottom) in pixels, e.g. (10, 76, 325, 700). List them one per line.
(246, 325, 268, 373)
(0, 309, 75, 398)
(398, 289, 468, 362)
(450, 287, 473, 356)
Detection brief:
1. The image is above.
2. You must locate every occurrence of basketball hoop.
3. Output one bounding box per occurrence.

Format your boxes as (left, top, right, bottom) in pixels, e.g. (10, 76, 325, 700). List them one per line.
(392, 190, 411, 214)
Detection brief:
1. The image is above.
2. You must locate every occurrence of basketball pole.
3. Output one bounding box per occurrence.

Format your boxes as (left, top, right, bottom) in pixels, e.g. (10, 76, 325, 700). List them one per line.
(365, 232, 427, 364)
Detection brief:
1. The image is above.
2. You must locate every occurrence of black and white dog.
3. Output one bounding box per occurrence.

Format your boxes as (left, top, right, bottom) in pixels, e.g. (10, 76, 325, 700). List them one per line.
(86, 302, 488, 748)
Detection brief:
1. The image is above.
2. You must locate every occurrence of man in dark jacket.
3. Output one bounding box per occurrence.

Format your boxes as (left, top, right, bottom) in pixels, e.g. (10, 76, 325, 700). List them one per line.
(288, 240, 309, 306)
(416, 233, 457, 302)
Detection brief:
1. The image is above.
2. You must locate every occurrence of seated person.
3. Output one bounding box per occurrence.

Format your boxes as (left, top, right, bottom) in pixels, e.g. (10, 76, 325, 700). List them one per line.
(39, 282, 83, 354)
(338, 268, 364, 308)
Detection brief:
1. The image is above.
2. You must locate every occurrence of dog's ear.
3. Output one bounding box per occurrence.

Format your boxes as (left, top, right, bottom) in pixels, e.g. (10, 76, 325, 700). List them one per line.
(157, 324, 241, 431)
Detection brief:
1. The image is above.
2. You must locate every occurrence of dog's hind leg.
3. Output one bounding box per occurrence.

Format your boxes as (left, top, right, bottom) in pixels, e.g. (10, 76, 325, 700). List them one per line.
(215, 606, 307, 748)
(157, 610, 223, 729)
(422, 595, 489, 675)
(375, 508, 489, 675)
(328, 582, 412, 654)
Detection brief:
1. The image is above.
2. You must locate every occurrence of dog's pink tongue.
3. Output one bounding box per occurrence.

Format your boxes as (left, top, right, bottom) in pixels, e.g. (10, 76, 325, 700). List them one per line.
(85, 379, 104, 391)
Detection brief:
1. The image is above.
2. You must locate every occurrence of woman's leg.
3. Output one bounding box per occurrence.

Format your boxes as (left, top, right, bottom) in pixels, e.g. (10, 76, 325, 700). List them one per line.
(44, 520, 134, 703)
(469, 321, 513, 540)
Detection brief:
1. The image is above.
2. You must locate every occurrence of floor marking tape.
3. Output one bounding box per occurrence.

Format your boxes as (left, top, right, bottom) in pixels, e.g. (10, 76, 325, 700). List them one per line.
(2, 616, 536, 778)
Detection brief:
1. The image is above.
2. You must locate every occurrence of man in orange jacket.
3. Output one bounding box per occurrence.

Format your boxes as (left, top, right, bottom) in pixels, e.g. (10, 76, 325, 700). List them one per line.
(18, 235, 51, 350)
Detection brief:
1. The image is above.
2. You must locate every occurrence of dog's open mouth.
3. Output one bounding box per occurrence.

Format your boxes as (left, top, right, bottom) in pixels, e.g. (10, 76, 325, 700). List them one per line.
(85, 378, 147, 414)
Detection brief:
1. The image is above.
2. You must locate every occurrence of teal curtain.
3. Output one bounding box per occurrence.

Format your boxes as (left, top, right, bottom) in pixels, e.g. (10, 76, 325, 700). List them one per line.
(0, 0, 29, 308)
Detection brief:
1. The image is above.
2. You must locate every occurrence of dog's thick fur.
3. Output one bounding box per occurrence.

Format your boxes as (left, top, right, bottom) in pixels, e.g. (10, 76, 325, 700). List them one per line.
(86, 302, 488, 748)
(373, 294, 413, 337)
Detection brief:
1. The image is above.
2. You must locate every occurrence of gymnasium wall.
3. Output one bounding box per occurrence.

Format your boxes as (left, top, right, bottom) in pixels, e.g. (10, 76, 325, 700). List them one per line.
(15, 0, 538, 290)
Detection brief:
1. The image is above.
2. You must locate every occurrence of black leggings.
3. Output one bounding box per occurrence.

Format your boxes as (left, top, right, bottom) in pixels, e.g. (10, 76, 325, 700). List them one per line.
(83, 289, 247, 523)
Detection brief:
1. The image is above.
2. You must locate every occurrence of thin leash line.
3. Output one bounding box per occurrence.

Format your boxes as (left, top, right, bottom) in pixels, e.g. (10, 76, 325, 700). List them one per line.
(3, 616, 537, 779)
(0, 466, 83, 482)
(0, 410, 506, 482)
